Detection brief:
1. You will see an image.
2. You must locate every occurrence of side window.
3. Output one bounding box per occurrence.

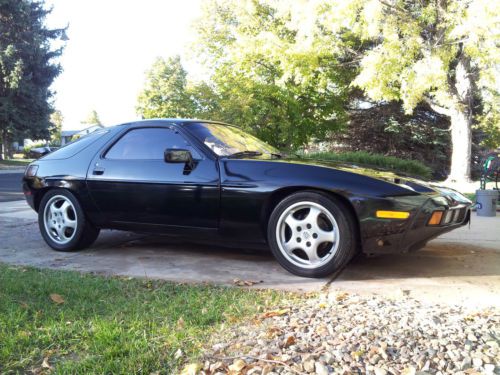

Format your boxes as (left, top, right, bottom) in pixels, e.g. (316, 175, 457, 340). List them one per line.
(105, 128, 201, 160)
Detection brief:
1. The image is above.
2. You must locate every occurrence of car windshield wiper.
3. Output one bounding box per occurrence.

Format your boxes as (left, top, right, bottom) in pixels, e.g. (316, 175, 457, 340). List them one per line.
(227, 150, 263, 159)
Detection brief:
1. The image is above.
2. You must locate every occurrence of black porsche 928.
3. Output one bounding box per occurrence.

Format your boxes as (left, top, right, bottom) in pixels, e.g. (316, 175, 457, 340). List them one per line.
(23, 119, 472, 278)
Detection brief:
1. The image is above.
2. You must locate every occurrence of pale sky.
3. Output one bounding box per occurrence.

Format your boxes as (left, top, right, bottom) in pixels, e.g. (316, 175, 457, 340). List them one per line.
(45, 0, 203, 130)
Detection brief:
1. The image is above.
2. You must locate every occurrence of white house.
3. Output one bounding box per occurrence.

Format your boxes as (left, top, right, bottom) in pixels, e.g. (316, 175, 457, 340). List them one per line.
(61, 124, 104, 145)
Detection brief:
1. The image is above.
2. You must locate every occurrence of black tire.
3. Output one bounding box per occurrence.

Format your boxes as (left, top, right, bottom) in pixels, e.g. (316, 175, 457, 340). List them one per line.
(38, 188, 100, 251)
(267, 191, 357, 278)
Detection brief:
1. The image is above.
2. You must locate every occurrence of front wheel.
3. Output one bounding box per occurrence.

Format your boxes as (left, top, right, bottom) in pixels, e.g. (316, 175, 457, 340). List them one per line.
(267, 191, 357, 278)
(38, 189, 100, 251)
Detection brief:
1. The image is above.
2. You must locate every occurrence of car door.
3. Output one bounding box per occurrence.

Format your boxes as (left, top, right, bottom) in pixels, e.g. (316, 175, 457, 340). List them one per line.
(86, 126, 220, 229)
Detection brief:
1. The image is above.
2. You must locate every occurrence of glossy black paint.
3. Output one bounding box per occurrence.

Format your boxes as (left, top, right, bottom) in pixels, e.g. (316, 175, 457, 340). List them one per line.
(23, 119, 472, 255)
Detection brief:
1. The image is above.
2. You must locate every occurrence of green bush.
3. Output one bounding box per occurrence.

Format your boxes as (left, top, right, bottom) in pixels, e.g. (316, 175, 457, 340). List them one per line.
(23, 142, 47, 159)
(304, 151, 432, 179)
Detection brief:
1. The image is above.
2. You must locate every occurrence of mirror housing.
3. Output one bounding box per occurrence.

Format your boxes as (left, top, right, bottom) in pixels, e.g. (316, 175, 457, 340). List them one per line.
(164, 149, 192, 163)
(164, 149, 195, 173)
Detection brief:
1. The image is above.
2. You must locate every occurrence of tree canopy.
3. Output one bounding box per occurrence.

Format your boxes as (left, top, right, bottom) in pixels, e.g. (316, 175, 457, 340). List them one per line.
(0, 0, 66, 158)
(81, 109, 102, 126)
(136, 0, 499, 182)
(136, 56, 196, 120)
(49, 109, 63, 143)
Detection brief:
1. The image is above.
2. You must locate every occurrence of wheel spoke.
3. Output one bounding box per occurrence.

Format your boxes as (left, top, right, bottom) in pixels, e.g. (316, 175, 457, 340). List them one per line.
(305, 206, 321, 223)
(316, 228, 335, 244)
(283, 238, 300, 254)
(64, 220, 77, 229)
(61, 208, 73, 223)
(60, 200, 70, 214)
(56, 225, 66, 240)
(284, 212, 301, 229)
(305, 246, 320, 263)
(50, 204, 58, 216)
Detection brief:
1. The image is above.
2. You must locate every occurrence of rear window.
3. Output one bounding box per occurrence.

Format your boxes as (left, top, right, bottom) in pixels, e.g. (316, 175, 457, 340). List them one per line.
(42, 129, 109, 160)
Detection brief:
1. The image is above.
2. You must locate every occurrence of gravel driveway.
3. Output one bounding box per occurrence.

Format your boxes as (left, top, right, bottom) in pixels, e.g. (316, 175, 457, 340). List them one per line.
(199, 291, 500, 375)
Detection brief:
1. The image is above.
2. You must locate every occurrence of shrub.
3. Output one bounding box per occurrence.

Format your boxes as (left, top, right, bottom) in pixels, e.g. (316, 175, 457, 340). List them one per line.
(304, 151, 432, 179)
(22, 142, 47, 159)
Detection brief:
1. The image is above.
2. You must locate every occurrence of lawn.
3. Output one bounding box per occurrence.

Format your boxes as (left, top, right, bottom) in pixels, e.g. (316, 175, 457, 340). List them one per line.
(0, 159, 33, 168)
(0, 264, 285, 374)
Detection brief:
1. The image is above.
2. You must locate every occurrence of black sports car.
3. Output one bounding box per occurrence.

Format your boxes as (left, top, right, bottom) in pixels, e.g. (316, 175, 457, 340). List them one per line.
(23, 119, 472, 278)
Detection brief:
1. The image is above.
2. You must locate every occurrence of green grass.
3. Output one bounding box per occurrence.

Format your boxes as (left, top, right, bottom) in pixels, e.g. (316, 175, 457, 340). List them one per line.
(464, 193, 476, 202)
(0, 264, 285, 374)
(0, 158, 33, 168)
(304, 151, 432, 179)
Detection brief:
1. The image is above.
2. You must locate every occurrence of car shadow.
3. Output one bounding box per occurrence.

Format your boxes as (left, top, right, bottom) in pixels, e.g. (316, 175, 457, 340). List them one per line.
(88, 230, 500, 282)
(339, 241, 500, 281)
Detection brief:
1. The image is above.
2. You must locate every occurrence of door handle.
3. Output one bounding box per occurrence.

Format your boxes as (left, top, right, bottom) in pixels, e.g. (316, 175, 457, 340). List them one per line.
(93, 166, 105, 175)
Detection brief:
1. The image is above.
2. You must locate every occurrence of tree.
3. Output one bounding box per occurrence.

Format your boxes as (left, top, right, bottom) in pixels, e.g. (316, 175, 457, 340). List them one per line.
(0, 0, 65, 159)
(136, 56, 196, 119)
(81, 109, 102, 125)
(191, 0, 499, 180)
(315, 0, 499, 182)
(192, 0, 355, 149)
(335, 100, 451, 179)
(49, 110, 63, 144)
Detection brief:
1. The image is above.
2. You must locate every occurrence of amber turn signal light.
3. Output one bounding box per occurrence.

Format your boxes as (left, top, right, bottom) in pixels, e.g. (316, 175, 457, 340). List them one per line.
(428, 211, 443, 225)
(375, 210, 410, 219)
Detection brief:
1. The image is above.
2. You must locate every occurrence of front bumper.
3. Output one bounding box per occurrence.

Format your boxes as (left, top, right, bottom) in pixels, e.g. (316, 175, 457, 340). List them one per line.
(359, 192, 472, 255)
(22, 179, 37, 210)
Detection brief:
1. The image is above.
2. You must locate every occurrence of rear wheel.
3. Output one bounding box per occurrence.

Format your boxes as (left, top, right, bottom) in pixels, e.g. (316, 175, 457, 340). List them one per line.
(39, 189, 100, 251)
(267, 191, 357, 278)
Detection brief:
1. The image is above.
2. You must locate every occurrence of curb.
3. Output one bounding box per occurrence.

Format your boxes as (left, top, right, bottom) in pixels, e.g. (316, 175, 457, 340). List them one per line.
(0, 168, 25, 174)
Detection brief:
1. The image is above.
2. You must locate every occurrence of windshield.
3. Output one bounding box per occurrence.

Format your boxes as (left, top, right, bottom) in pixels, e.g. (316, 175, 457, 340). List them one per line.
(185, 122, 279, 158)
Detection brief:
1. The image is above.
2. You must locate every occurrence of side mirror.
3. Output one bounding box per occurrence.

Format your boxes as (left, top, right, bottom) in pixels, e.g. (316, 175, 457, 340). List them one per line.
(164, 149, 192, 163)
(164, 148, 195, 173)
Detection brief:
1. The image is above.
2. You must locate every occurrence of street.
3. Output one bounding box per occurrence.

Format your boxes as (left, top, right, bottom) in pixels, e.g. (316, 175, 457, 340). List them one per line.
(0, 171, 24, 202)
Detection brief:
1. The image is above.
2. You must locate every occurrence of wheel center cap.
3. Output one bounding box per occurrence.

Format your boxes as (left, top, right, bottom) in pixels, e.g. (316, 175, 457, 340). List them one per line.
(302, 231, 311, 240)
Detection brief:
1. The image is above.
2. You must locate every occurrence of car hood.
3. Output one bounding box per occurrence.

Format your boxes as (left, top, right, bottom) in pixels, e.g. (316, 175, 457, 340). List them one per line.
(278, 157, 471, 202)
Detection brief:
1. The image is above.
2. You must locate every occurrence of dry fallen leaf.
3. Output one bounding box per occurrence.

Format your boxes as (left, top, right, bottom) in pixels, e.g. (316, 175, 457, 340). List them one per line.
(174, 348, 183, 360)
(233, 278, 263, 287)
(49, 293, 64, 304)
(228, 359, 246, 373)
(41, 357, 52, 369)
(282, 335, 296, 348)
(266, 326, 283, 338)
(336, 291, 349, 301)
(210, 361, 225, 372)
(180, 363, 202, 375)
(261, 308, 289, 318)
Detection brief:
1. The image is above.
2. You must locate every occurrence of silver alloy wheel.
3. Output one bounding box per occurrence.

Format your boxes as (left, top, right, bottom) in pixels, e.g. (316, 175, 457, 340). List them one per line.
(276, 201, 340, 269)
(43, 195, 78, 245)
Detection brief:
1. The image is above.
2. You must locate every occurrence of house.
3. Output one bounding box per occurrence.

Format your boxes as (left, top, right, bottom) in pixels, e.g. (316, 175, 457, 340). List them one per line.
(61, 124, 104, 145)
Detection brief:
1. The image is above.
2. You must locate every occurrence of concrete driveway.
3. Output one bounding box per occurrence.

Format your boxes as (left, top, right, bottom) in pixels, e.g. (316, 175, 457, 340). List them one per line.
(0, 199, 499, 307)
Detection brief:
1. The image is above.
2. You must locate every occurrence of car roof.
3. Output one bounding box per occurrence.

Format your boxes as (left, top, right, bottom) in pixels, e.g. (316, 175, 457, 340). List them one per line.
(116, 118, 232, 128)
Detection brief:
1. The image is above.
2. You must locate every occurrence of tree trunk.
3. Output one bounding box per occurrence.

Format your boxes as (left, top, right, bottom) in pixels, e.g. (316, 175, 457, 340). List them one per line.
(447, 107, 472, 183)
(1, 129, 12, 160)
(446, 51, 474, 183)
(0, 130, 6, 160)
